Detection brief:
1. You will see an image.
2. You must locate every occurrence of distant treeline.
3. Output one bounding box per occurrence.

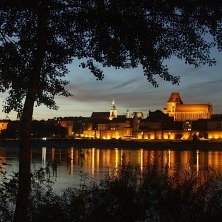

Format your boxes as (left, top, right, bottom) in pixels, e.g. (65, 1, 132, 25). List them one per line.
(0, 120, 67, 139)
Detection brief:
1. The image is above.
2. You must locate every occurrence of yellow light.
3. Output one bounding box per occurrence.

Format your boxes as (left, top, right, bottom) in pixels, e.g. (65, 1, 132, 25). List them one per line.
(163, 135, 168, 140)
(215, 135, 219, 139)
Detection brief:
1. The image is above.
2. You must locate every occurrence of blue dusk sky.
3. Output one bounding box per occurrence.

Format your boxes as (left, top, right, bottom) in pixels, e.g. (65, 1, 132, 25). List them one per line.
(0, 49, 222, 120)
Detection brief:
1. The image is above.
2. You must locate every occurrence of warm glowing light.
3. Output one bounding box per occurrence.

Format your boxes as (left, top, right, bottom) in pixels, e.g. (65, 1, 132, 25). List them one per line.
(115, 148, 119, 168)
(196, 150, 199, 176)
(115, 132, 120, 139)
(96, 149, 100, 167)
(140, 149, 144, 171)
(69, 147, 74, 175)
(182, 136, 188, 139)
(91, 148, 95, 176)
(164, 149, 171, 169)
(163, 134, 168, 139)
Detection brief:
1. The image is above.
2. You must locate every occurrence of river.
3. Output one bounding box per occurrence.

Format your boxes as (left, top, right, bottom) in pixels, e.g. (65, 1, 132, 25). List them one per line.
(1, 143, 222, 193)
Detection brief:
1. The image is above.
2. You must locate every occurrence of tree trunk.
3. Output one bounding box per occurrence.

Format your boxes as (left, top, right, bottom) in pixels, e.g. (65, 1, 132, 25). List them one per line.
(14, 6, 48, 222)
(14, 90, 36, 222)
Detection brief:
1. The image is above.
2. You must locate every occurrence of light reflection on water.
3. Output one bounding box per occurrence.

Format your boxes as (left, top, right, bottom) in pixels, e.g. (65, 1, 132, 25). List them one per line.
(1, 145, 222, 192)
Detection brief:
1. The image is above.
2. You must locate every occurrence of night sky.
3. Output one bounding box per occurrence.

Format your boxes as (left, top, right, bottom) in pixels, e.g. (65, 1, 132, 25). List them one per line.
(1, 49, 222, 120)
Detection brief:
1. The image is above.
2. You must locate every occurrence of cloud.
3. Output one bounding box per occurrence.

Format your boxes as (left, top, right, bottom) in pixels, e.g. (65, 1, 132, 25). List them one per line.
(109, 78, 139, 90)
(204, 78, 222, 85)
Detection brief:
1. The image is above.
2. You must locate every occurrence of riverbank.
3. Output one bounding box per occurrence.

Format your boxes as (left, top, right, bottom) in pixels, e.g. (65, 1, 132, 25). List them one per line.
(0, 138, 222, 150)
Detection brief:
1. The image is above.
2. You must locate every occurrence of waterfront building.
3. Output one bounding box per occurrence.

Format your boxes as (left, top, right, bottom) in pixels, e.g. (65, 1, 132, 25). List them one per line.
(60, 120, 73, 137)
(138, 110, 184, 139)
(91, 112, 110, 120)
(84, 115, 133, 139)
(0, 121, 8, 132)
(50, 95, 222, 140)
(192, 115, 222, 139)
(163, 92, 213, 121)
(81, 99, 136, 139)
(91, 99, 118, 121)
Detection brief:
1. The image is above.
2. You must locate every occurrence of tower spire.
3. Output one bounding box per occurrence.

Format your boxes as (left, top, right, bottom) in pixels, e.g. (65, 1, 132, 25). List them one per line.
(110, 98, 117, 119)
(112, 98, 116, 109)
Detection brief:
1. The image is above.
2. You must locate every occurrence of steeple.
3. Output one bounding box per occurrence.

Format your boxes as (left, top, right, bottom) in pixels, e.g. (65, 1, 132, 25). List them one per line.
(163, 92, 183, 118)
(167, 92, 183, 104)
(110, 98, 117, 119)
(126, 109, 130, 118)
(112, 98, 116, 108)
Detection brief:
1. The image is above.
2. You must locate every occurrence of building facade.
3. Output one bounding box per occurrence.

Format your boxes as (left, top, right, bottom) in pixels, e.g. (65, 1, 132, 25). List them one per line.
(163, 92, 213, 121)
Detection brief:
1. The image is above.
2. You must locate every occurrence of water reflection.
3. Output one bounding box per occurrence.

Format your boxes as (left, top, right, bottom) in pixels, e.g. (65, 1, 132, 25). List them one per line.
(1, 145, 222, 191)
(42, 147, 46, 168)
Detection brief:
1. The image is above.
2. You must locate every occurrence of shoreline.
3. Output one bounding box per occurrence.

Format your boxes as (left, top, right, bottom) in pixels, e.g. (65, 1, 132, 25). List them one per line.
(0, 138, 222, 150)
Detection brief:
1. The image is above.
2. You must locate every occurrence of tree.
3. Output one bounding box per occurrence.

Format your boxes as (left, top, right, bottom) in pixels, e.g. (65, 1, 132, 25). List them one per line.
(0, 1, 222, 221)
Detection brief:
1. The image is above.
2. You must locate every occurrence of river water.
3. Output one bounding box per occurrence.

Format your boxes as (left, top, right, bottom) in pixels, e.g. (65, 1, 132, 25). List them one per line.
(1, 143, 222, 193)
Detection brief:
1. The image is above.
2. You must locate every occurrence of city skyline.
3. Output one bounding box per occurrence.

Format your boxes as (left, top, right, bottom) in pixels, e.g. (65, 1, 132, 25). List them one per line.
(0, 50, 222, 120)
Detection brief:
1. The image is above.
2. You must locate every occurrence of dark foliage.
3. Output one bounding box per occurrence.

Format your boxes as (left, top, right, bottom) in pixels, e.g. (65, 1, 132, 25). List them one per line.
(1, 1, 222, 115)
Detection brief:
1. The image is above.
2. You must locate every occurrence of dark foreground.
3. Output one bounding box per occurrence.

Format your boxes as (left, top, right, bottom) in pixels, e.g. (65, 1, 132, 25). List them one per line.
(1, 162, 222, 222)
(0, 138, 222, 150)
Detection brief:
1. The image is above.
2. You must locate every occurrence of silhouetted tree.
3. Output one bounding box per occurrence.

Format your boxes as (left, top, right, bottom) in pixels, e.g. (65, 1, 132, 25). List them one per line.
(1, 1, 222, 221)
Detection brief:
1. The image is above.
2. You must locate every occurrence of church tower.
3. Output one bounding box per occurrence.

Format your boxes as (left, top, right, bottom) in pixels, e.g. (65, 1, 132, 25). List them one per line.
(126, 109, 130, 118)
(163, 92, 183, 118)
(110, 98, 117, 120)
(163, 92, 212, 121)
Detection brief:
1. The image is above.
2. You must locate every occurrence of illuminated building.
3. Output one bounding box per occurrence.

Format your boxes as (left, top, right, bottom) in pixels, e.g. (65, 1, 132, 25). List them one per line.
(110, 98, 117, 120)
(0, 121, 8, 131)
(59, 120, 73, 137)
(163, 92, 213, 121)
(82, 99, 134, 139)
(91, 98, 118, 120)
(62, 94, 222, 141)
